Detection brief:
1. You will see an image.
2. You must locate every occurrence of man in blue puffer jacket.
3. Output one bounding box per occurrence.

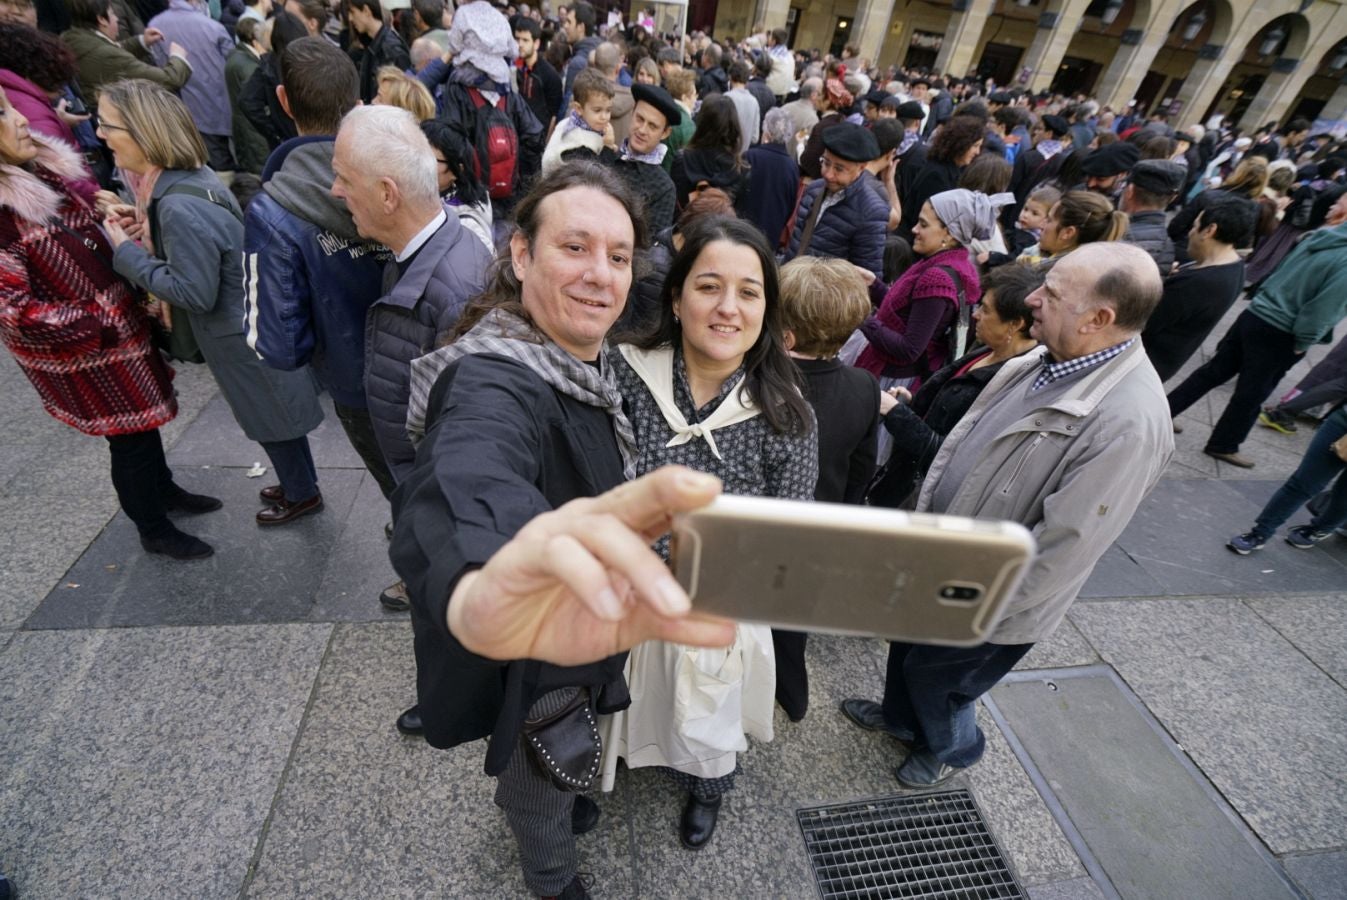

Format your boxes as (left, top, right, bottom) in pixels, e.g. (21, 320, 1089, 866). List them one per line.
(785, 123, 889, 279)
(243, 38, 396, 499)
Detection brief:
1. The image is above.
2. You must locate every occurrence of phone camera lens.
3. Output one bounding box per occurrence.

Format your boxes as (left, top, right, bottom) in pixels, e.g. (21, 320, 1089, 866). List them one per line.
(939, 584, 982, 603)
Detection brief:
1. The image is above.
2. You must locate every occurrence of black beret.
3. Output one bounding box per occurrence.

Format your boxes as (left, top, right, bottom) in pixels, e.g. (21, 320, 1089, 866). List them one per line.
(893, 100, 925, 121)
(631, 83, 683, 129)
(1129, 159, 1185, 195)
(989, 91, 1013, 104)
(822, 122, 881, 162)
(1080, 141, 1141, 176)
(910, 75, 932, 88)
(1041, 114, 1070, 137)
(1174, 131, 1197, 144)
(865, 89, 890, 106)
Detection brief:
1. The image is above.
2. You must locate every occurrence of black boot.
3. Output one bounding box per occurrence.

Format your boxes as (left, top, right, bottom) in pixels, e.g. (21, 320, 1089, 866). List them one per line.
(140, 526, 214, 560)
(679, 791, 722, 850)
(571, 794, 600, 835)
(395, 706, 423, 736)
(164, 485, 223, 514)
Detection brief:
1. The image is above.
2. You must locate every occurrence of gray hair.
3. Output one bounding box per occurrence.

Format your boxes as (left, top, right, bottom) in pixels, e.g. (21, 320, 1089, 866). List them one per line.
(410, 35, 445, 68)
(798, 76, 822, 100)
(338, 105, 439, 207)
(762, 107, 794, 144)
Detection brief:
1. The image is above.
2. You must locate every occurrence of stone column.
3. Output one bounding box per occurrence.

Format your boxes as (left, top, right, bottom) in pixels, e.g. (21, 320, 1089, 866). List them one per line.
(1320, 77, 1347, 121)
(1238, 58, 1313, 127)
(753, 0, 792, 31)
(854, 0, 899, 63)
(934, 0, 995, 78)
(1171, 47, 1236, 121)
(1020, 0, 1093, 93)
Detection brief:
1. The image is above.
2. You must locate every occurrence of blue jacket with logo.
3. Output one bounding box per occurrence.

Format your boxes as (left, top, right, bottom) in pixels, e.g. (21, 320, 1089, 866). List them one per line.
(243, 136, 393, 408)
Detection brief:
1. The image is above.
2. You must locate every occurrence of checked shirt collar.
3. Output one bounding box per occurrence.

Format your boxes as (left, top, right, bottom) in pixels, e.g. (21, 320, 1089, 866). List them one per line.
(1033, 338, 1135, 391)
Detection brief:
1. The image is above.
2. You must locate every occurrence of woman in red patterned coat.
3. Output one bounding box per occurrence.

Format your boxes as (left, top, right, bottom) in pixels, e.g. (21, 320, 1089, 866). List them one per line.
(0, 86, 220, 560)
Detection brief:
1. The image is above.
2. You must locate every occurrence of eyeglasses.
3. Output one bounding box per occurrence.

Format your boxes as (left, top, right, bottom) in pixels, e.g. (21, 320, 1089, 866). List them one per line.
(99, 122, 131, 133)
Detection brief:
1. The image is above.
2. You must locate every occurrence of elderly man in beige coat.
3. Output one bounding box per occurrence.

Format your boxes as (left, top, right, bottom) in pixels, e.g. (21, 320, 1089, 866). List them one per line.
(843, 242, 1175, 788)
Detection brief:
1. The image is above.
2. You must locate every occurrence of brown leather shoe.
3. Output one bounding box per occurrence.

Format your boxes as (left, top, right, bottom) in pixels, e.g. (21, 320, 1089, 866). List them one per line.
(256, 492, 324, 526)
(258, 484, 284, 503)
(1204, 449, 1255, 469)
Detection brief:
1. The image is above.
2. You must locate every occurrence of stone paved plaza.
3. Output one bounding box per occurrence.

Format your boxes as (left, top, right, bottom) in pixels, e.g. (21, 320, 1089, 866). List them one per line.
(2, 300, 1345, 899)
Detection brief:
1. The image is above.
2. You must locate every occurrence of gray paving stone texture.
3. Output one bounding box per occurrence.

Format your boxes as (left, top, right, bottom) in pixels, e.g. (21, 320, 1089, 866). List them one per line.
(1283, 850, 1347, 900)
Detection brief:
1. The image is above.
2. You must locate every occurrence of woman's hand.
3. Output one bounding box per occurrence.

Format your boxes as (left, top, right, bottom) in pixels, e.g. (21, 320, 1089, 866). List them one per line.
(55, 98, 91, 127)
(446, 466, 737, 665)
(878, 385, 910, 415)
(103, 213, 132, 249)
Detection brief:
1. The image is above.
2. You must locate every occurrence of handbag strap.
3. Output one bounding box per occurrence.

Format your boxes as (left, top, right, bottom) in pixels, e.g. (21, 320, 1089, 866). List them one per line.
(149, 184, 242, 258)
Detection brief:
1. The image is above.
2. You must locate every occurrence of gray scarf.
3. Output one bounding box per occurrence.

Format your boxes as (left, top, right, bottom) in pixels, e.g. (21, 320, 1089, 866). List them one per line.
(405, 308, 638, 479)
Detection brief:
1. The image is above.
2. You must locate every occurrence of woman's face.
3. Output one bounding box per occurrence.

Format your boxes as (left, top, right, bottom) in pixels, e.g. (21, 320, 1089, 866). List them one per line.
(95, 98, 150, 174)
(974, 289, 1021, 348)
(673, 239, 766, 373)
(911, 201, 953, 257)
(0, 89, 37, 166)
(1037, 203, 1074, 254)
(433, 149, 455, 195)
(957, 138, 983, 167)
(636, 66, 658, 85)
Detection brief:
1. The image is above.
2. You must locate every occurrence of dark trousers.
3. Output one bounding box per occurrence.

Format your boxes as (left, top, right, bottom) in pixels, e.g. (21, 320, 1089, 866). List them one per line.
(1252, 406, 1347, 539)
(771, 629, 809, 720)
(259, 437, 318, 503)
(881, 641, 1032, 768)
(333, 401, 396, 501)
(106, 429, 175, 538)
(1168, 310, 1301, 453)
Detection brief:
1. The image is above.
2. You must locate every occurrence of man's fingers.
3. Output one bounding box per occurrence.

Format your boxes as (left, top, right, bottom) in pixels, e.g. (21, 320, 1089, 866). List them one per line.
(585, 466, 721, 537)
(629, 609, 736, 649)
(542, 532, 625, 620)
(561, 512, 692, 616)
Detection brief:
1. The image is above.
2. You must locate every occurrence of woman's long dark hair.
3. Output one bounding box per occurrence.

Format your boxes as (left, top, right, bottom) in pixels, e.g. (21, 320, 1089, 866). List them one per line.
(420, 119, 487, 208)
(686, 95, 744, 169)
(634, 215, 811, 436)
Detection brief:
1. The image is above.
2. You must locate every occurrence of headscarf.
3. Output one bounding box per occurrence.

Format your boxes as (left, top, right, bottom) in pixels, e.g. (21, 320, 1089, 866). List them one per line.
(444, 0, 517, 88)
(929, 188, 1016, 247)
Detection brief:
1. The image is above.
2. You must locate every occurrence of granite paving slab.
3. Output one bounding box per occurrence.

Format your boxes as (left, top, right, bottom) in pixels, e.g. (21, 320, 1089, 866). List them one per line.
(1016, 617, 1099, 670)
(1283, 850, 1347, 900)
(307, 472, 401, 622)
(1026, 877, 1108, 900)
(167, 391, 366, 470)
(992, 670, 1298, 900)
(23, 467, 364, 630)
(1077, 545, 1166, 599)
(1109, 478, 1347, 595)
(0, 623, 330, 900)
(1247, 596, 1347, 689)
(1071, 599, 1347, 855)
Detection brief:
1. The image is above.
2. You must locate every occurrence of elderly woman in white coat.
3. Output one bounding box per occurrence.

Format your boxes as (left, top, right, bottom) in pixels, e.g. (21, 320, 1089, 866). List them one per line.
(100, 79, 324, 528)
(599, 215, 817, 850)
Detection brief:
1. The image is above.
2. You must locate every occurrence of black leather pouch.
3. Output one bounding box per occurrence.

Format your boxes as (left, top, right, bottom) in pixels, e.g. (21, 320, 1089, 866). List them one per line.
(521, 688, 602, 792)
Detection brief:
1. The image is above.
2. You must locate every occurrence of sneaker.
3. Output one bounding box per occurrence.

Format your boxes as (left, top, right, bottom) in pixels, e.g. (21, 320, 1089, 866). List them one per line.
(895, 748, 971, 789)
(1257, 408, 1298, 434)
(379, 579, 410, 612)
(1285, 525, 1332, 549)
(839, 699, 916, 743)
(1227, 532, 1267, 555)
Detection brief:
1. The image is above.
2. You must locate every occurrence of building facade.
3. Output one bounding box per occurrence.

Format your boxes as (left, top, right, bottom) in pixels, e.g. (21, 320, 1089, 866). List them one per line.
(711, 0, 1347, 129)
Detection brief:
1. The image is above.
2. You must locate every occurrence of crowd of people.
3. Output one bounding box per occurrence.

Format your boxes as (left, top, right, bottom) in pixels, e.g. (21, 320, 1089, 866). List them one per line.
(3, 0, 1347, 896)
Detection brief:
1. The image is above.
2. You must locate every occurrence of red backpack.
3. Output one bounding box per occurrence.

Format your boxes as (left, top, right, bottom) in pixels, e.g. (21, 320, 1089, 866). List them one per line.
(467, 87, 519, 200)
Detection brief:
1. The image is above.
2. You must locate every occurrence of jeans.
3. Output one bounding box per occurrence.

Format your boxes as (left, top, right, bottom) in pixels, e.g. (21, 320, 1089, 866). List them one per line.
(1167, 310, 1301, 453)
(259, 437, 318, 503)
(107, 429, 175, 538)
(882, 640, 1033, 768)
(1252, 406, 1347, 539)
(333, 401, 396, 501)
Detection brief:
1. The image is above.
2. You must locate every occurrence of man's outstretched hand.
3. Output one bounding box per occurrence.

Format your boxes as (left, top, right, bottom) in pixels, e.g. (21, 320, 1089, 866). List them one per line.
(446, 466, 736, 665)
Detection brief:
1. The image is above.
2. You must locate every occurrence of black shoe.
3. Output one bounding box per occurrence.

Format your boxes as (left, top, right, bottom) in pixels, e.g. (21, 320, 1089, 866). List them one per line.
(542, 873, 594, 900)
(256, 492, 324, 526)
(0, 866, 12, 900)
(679, 792, 722, 850)
(839, 698, 915, 743)
(140, 528, 214, 560)
(165, 487, 223, 514)
(395, 706, 424, 736)
(572, 794, 601, 835)
(384, 521, 393, 540)
(379, 580, 410, 612)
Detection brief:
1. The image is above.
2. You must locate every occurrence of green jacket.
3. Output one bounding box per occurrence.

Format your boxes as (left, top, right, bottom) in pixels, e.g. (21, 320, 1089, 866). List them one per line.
(224, 45, 268, 174)
(1250, 222, 1347, 352)
(62, 27, 191, 104)
(661, 107, 695, 174)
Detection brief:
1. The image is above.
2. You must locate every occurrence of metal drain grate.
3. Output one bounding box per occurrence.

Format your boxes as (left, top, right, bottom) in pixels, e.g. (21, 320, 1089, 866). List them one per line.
(797, 790, 1024, 899)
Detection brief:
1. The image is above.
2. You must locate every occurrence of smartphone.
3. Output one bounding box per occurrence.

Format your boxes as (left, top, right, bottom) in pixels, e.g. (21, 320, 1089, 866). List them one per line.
(669, 495, 1034, 647)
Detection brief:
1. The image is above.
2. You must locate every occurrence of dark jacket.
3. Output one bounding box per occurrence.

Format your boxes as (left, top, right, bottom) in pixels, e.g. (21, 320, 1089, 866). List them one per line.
(611, 155, 676, 235)
(367, 214, 491, 480)
(353, 25, 411, 103)
(242, 137, 393, 409)
(1122, 208, 1175, 272)
(900, 158, 959, 237)
(670, 147, 749, 212)
(923, 91, 954, 138)
(795, 358, 879, 504)
(1141, 259, 1245, 381)
(438, 82, 544, 196)
(516, 55, 562, 134)
(1169, 189, 1258, 261)
(239, 53, 297, 150)
(561, 35, 601, 108)
(871, 348, 1015, 505)
(225, 44, 269, 174)
(697, 64, 728, 97)
(787, 175, 888, 276)
(391, 353, 629, 771)
(746, 76, 776, 123)
(619, 227, 674, 338)
(742, 141, 800, 248)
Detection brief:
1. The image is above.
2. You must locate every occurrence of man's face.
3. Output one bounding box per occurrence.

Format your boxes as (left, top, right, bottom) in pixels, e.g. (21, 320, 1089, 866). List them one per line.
(1326, 192, 1347, 226)
(820, 150, 864, 194)
(515, 30, 535, 62)
(564, 9, 582, 42)
(1085, 172, 1121, 195)
(329, 130, 383, 241)
(0, 0, 38, 26)
(878, 106, 896, 120)
(286, 0, 318, 33)
(512, 186, 635, 360)
(909, 84, 928, 103)
(627, 101, 671, 155)
(1025, 254, 1095, 359)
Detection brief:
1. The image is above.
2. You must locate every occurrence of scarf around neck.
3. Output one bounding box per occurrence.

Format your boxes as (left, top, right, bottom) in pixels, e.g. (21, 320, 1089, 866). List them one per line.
(405, 308, 637, 478)
(619, 139, 667, 166)
(618, 344, 759, 461)
(1037, 139, 1064, 160)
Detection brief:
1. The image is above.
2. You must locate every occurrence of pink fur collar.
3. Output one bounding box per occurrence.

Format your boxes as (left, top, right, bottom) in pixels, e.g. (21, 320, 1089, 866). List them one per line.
(0, 135, 92, 225)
